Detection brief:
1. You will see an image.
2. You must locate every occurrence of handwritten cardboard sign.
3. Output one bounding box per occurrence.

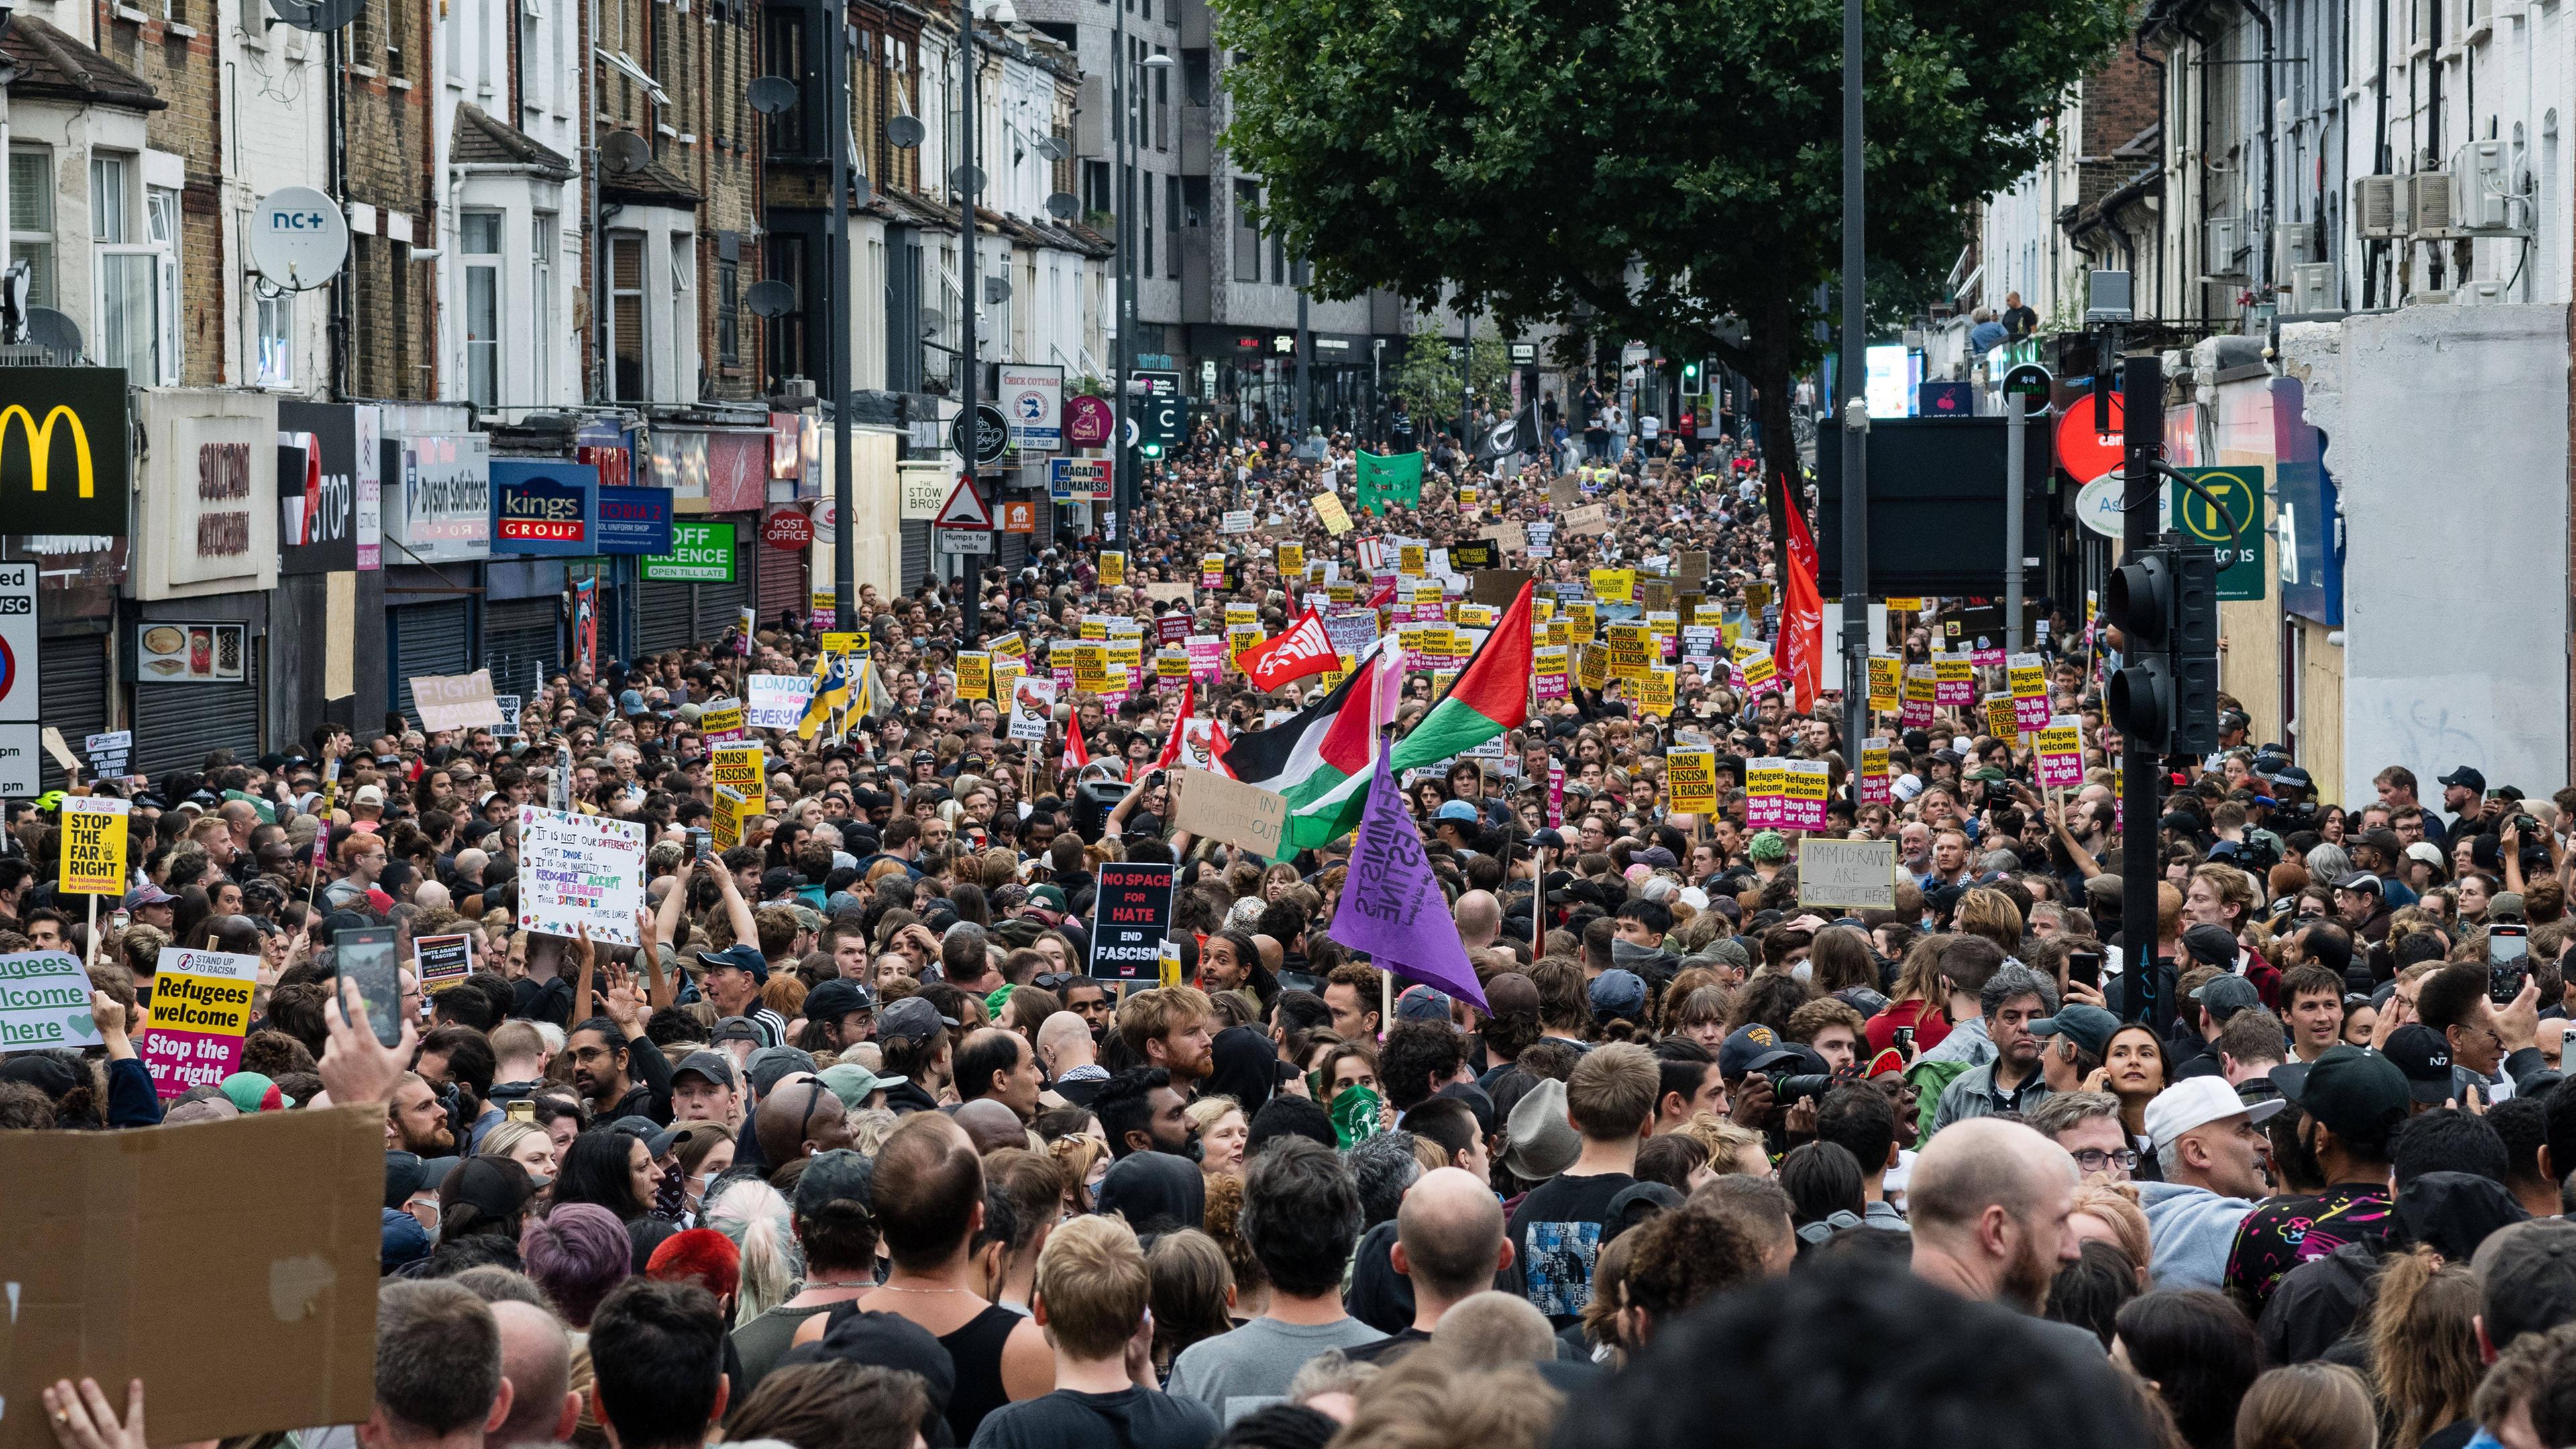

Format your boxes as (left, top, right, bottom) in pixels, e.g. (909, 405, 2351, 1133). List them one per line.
(1169, 769, 1289, 859)
(410, 668, 505, 731)
(1796, 837, 1898, 909)
(516, 806, 646, 943)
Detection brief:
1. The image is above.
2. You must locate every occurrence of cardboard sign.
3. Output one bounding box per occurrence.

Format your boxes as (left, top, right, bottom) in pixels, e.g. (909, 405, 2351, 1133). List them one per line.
(1667, 748, 1719, 813)
(1797, 838, 1900, 909)
(138, 947, 260, 1097)
(746, 674, 816, 729)
(1169, 769, 1289, 858)
(1550, 474, 1581, 506)
(516, 806, 647, 943)
(0, 950, 101, 1051)
(1314, 492, 1354, 535)
(1008, 675, 1057, 743)
(1560, 502, 1609, 535)
(710, 744, 765, 799)
(413, 932, 476, 988)
(1144, 580, 1195, 604)
(0, 1105, 383, 1449)
(1481, 519, 1529, 553)
(411, 667, 505, 731)
(58, 796, 128, 897)
(1089, 861, 1178, 981)
(957, 651, 993, 700)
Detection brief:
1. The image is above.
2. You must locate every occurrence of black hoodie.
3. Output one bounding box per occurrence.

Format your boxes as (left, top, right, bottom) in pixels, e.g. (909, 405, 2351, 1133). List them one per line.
(2257, 1171, 2529, 1365)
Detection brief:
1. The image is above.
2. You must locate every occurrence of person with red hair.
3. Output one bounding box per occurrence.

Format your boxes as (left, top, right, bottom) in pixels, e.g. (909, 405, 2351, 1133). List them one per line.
(647, 1226, 743, 1311)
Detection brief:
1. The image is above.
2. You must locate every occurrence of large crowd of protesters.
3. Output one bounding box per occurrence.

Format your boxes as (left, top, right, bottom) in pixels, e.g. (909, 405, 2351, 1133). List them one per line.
(15, 401, 2576, 1449)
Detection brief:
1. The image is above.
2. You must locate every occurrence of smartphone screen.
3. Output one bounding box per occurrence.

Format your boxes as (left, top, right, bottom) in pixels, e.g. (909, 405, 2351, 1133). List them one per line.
(2069, 951, 2104, 989)
(337, 925, 402, 1046)
(688, 827, 712, 862)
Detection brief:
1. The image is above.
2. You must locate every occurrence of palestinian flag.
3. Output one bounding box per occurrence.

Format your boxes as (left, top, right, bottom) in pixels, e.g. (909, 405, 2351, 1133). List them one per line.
(1220, 647, 1393, 851)
(1388, 579, 1533, 771)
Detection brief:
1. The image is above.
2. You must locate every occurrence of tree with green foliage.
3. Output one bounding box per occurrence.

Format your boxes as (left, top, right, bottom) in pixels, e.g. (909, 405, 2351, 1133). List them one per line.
(1210, 0, 2125, 502)
(1390, 315, 1512, 438)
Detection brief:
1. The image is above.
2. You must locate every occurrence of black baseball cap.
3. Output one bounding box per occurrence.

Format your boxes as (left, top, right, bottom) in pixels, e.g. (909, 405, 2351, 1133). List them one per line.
(2269, 1044, 2411, 1146)
(2381, 1024, 2458, 1104)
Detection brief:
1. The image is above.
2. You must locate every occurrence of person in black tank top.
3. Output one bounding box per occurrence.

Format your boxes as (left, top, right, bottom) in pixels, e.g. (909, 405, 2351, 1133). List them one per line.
(934, 1301, 1026, 1442)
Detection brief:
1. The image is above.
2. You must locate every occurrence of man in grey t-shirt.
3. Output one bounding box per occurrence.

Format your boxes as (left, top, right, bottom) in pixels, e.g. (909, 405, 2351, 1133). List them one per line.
(1165, 1138, 1384, 1421)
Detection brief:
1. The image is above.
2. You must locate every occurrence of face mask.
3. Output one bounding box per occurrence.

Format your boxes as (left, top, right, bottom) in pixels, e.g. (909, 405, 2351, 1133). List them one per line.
(1792, 961, 1813, 984)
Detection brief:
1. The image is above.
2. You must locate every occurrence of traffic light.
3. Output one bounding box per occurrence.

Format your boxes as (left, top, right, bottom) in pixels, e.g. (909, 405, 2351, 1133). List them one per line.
(2104, 543, 2224, 755)
(1137, 393, 1181, 460)
(1681, 360, 1703, 390)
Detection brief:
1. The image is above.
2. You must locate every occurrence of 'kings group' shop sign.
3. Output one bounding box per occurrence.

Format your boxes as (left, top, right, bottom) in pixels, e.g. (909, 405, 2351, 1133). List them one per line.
(641, 521, 737, 582)
(490, 461, 599, 557)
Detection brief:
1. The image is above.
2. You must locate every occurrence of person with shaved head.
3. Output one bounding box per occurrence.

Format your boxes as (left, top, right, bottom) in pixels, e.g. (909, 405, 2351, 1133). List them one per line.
(1908, 1116, 2090, 1346)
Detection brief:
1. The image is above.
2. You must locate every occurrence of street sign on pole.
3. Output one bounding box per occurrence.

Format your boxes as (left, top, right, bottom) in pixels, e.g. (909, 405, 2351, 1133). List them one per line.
(2171, 466, 2267, 601)
(934, 474, 996, 530)
(951, 403, 1010, 467)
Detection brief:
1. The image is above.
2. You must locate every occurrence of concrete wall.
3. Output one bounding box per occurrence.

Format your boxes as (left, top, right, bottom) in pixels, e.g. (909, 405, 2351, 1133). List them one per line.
(2326, 303, 2569, 805)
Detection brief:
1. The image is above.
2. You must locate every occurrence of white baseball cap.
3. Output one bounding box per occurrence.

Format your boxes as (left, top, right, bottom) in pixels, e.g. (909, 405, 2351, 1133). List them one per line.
(2142, 1075, 2284, 1150)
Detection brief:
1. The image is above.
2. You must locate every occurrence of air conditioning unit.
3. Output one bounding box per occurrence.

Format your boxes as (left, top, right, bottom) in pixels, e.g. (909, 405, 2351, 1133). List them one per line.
(2205, 216, 2244, 273)
(2086, 268, 2134, 321)
(2412, 170, 2460, 237)
(2458, 279, 2512, 304)
(2452, 139, 2515, 229)
(2354, 174, 2408, 238)
(2406, 288, 2455, 306)
(2290, 262, 2337, 313)
(2273, 222, 2315, 275)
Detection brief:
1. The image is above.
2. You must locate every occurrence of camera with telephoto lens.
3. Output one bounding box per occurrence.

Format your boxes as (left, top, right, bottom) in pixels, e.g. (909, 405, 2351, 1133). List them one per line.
(1765, 1070, 1835, 1105)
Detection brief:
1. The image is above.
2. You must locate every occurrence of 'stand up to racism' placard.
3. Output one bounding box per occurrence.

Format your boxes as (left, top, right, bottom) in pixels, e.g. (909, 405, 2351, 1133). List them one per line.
(517, 806, 647, 944)
(139, 948, 259, 1097)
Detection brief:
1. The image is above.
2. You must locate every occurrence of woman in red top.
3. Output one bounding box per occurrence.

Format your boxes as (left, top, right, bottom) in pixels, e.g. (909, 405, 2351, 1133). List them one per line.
(1865, 935, 1952, 1058)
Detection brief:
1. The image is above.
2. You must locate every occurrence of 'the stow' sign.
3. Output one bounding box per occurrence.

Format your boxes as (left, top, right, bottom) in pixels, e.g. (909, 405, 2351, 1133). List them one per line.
(491, 460, 599, 556)
(1087, 861, 1177, 981)
(0, 366, 130, 535)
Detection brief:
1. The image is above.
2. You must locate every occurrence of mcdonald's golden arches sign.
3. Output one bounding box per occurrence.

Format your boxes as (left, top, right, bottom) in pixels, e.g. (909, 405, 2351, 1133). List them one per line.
(0, 368, 129, 535)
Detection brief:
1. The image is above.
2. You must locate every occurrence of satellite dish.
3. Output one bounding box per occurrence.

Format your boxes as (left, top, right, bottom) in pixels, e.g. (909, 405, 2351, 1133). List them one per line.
(921, 309, 947, 335)
(248, 186, 350, 291)
(27, 307, 83, 362)
(950, 165, 985, 196)
(747, 280, 797, 319)
(748, 76, 799, 114)
(983, 276, 1012, 303)
(1044, 191, 1079, 221)
(267, 0, 362, 31)
(888, 114, 926, 150)
(1034, 135, 1067, 161)
(602, 131, 653, 174)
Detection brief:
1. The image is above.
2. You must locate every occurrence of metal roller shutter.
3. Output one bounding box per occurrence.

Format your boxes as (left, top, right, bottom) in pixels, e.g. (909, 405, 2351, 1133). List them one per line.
(998, 524, 1026, 578)
(484, 598, 561, 698)
(902, 521, 929, 594)
(134, 669, 262, 779)
(695, 533, 753, 641)
(637, 581, 695, 655)
(755, 541, 806, 633)
(38, 634, 109, 790)
(389, 600, 472, 726)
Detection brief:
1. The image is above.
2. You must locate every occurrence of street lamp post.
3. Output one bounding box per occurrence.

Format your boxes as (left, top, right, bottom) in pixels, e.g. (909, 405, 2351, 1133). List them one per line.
(958, 0, 982, 647)
(1836, 0, 1870, 771)
(1113, 47, 1169, 528)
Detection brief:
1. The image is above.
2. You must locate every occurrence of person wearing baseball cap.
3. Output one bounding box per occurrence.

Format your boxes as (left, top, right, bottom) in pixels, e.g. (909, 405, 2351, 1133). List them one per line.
(2224, 1046, 2412, 1311)
(694, 943, 785, 1049)
(2381, 1022, 2465, 1108)
(2136, 1077, 2284, 1289)
(802, 978, 876, 1053)
(2029, 1004, 2121, 1093)
(873, 996, 953, 1114)
(2439, 765, 2491, 836)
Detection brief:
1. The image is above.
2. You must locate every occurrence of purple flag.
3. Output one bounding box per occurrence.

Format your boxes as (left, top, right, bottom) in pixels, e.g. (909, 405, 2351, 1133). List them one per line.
(1335, 745, 1487, 1010)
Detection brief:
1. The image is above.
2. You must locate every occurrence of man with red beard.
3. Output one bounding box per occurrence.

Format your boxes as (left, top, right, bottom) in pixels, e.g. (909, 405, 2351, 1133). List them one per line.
(1907, 1117, 2092, 1348)
(1115, 985, 1218, 1097)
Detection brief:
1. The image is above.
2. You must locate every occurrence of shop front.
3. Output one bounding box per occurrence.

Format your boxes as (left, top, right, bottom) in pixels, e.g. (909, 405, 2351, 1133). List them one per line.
(275, 401, 374, 745)
(1187, 327, 1382, 442)
(380, 431, 492, 726)
(640, 425, 769, 651)
(127, 391, 279, 777)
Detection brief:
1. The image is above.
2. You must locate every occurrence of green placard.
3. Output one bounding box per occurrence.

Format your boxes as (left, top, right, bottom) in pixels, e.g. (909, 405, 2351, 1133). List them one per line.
(642, 521, 737, 582)
(2171, 466, 2266, 602)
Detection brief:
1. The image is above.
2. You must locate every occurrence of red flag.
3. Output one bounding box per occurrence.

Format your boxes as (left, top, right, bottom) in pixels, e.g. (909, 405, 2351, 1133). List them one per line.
(1775, 479, 1825, 714)
(1233, 609, 1339, 692)
(1061, 713, 1091, 775)
(1153, 688, 1195, 769)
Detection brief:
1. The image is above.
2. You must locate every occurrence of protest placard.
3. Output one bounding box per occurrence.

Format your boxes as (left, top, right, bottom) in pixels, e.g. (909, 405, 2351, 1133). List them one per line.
(698, 696, 746, 743)
(1143, 580, 1195, 604)
(710, 786, 746, 851)
(1780, 759, 1831, 830)
(1009, 676, 1057, 743)
(1667, 748, 1719, 813)
(0, 950, 101, 1051)
(1798, 838, 1900, 910)
(410, 668, 504, 731)
(1983, 692, 2020, 741)
(1313, 493, 1354, 534)
(1859, 737, 1892, 804)
(138, 947, 260, 1097)
(413, 932, 476, 989)
(957, 651, 993, 700)
(1868, 656, 1901, 712)
(1933, 654, 1974, 706)
(1900, 666, 1936, 727)
(58, 796, 128, 897)
(1099, 551, 1126, 587)
(1169, 769, 1289, 857)
(1743, 758, 1785, 830)
(1089, 861, 1178, 981)
(2038, 715, 2086, 788)
(1278, 541, 1305, 572)
(516, 806, 646, 943)
(0, 1105, 382, 1449)
(745, 674, 816, 729)
(710, 744, 764, 800)
(1560, 502, 1609, 535)
(2008, 652, 2050, 732)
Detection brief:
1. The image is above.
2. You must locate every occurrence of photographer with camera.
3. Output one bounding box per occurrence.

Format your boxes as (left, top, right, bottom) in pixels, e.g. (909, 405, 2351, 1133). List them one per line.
(1926, 963, 2060, 1137)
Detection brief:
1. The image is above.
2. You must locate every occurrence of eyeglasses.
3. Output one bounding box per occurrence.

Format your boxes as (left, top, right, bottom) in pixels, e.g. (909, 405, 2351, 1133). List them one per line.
(2070, 1148, 2139, 1173)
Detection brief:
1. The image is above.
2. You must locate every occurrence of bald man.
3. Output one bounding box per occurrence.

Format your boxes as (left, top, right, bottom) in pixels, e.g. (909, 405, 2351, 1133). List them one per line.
(1350, 1167, 1515, 1362)
(751, 1073, 855, 1166)
(955, 1097, 1029, 1155)
(489, 1299, 580, 1449)
(1908, 1118, 2086, 1327)
(1037, 1010, 1107, 1109)
(1456, 892, 1503, 951)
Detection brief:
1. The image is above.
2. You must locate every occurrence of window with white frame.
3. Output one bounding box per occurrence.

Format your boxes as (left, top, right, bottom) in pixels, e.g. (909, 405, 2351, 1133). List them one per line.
(256, 290, 294, 385)
(9, 148, 56, 313)
(532, 213, 555, 399)
(462, 209, 502, 407)
(92, 156, 163, 382)
(669, 231, 693, 398)
(149, 186, 179, 383)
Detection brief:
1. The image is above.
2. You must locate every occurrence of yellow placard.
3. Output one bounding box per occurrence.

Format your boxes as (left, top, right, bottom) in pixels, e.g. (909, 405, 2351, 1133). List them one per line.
(1739, 651, 1778, 690)
(1903, 667, 1937, 708)
(994, 659, 1025, 704)
(1569, 601, 1598, 637)
(1228, 627, 1264, 661)
(1105, 640, 1144, 678)
(1606, 623, 1653, 682)
(1868, 656, 1901, 712)
(1432, 669, 1458, 698)
(1743, 759, 1786, 802)
(1886, 596, 1925, 612)
(710, 786, 745, 851)
(1668, 747, 1719, 812)
(1082, 616, 1111, 641)
(710, 745, 765, 796)
(957, 651, 992, 700)
(1278, 542, 1305, 572)
(59, 798, 127, 897)
(1072, 643, 1114, 694)
(1534, 645, 1568, 683)
(1782, 761, 1831, 806)
(1589, 568, 1635, 604)
(1201, 554, 1228, 588)
(1935, 657, 1974, 696)
(1693, 604, 1723, 627)
(1638, 667, 1676, 716)
(989, 631, 1027, 659)
(1099, 551, 1127, 588)
(2008, 655, 2047, 704)
(1157, 651, 1192, 682)
(1576, 644, 1609, 692)
(1984, 692, 2019, 741)
(1225, 603, 1260, 630)
(2038, 720, 2084, 756)
(1399, 544, 1428, 576)
(1315, 493, 1354, 535)
(1862, 738, 1891, 784)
